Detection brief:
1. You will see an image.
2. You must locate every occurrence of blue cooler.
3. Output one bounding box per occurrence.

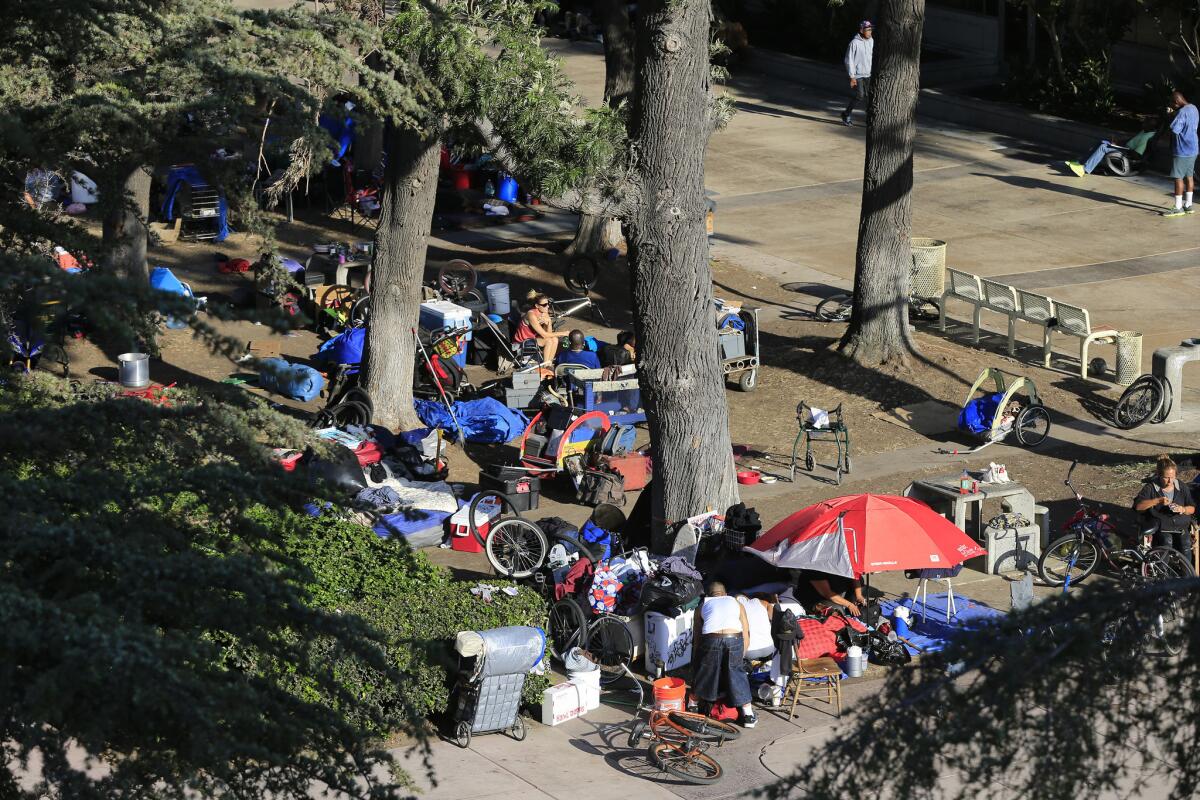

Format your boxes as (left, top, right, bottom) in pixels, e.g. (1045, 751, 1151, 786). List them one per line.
(419, 300, 473, 367)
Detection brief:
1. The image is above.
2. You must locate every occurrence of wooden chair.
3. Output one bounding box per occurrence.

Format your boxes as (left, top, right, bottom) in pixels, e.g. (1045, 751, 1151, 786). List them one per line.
(786, 656, 843, 719)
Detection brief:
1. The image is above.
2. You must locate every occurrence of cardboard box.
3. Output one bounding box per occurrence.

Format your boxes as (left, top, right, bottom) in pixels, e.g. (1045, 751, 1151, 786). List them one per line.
(541, 682, 588, 726)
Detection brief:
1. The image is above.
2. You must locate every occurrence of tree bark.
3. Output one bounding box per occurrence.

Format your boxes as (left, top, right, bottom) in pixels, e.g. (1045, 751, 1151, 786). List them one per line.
(597, 0, 636, 108)
(363, 123, 441, 431)
(101, 164, 152, 282)
(838, 0, 925, 367)
(563, 212, 623, 257)
(628, 0, 738, 551)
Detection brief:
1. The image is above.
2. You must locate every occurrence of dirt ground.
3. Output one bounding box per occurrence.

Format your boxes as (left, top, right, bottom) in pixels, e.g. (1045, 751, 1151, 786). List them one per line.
(49, 206, 1198, 581)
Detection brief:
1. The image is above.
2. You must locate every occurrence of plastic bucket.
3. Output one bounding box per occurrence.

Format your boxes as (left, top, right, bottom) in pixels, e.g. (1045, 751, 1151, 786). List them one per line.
(497, 174, 519, 203)
(486, 282, 510, 316)
(652, 677, 687, 711)
(118, 352, 150, 388)
(569, 667, 600, 692)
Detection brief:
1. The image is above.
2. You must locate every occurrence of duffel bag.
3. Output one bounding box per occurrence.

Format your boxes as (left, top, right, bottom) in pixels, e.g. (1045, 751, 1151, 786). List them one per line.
(577, 468, 625, 507)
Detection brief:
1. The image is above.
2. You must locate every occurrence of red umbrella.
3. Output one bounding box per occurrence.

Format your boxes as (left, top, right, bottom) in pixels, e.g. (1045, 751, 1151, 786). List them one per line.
(747, 494, 986, 577)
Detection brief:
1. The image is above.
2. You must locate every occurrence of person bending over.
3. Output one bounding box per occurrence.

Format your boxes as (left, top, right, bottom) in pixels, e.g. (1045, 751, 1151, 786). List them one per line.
(512, 292, 558, 367)
(692, 582, 757, 728)
(1134, 454, 1195, 561)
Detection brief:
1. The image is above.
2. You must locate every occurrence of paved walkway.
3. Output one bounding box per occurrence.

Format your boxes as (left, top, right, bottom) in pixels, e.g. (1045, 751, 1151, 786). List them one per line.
(547, 40, 1200, 387)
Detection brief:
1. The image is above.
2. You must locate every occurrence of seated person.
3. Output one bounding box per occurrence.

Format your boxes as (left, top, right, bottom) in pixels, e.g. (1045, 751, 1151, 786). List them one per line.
(793, 568, 866, 617)
(556, 329, 601, 370)
(691, 582, 757, 728)
(511, 292, 558, 367)
(601, 331, 637, 367)
(1134, 454, 1195, 561)
(1065, 119, 1157, 177)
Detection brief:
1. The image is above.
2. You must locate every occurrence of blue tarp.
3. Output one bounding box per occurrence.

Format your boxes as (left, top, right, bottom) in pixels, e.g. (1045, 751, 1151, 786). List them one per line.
(319, 114, 355, 162)
(314, 327, 365, 366)
(149, 266, 195, 329)
(161, 165, 229, 241)
(373, 508, 453, 541)
(257, 357, 325, 402)
(958, 392, 1003, 435)
(414, 397, 529, 443)
(879, 593, 1004, 655)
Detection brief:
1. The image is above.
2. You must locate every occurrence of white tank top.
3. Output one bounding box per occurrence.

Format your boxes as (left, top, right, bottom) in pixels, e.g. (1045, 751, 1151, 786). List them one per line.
(700, 595, 742, 633)
(738, 596, 774, 652)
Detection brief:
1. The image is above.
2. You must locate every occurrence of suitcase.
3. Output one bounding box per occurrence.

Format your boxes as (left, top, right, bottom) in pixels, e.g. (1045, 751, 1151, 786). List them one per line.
(599, 452, 651, 491)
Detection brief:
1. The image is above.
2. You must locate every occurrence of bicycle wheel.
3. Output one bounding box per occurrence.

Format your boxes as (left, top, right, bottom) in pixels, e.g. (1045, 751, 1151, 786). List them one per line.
(1038, 534, 1100, 587)
(627, 718, 647, 749)
(815, 294, 853, 322)
(468, 490, 524, 547)
(1152, 375, 1173, 424)
(648, 742, 723, 785)
(665, 711, 742, 742)
(485, 517, 548, 578)
(548, 598, 589, 660)
(438, 259, 477, 299)
(588, 616, 634, 685)
(349, 295, 371, 328)
(1014, 404, 1051, 447)
(1145, 547, 1195, 579)
(1113, 377, 1163, 430)
(564, 254, 600, 293)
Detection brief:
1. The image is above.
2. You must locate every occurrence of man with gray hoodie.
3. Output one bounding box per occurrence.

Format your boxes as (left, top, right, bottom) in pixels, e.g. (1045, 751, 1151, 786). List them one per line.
(840, 20, 874, 126)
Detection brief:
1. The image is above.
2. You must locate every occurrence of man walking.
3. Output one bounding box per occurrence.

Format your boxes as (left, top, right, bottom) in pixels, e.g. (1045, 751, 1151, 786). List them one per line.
(1163, 90, 1198, 217)
(840, 21, 874, 127)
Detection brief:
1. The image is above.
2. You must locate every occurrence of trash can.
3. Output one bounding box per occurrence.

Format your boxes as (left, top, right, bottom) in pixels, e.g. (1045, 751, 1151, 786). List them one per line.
(910, 238, 947, 300)
(1115, 331, 1143, 386)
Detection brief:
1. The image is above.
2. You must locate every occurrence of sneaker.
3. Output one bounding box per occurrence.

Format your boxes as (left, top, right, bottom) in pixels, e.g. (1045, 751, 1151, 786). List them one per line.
(1162, 207, 1187, 218)
(1065, 161, 1085, 177)
(840, 114, 852, 127)
(1187, 205, 1196, 215)
(741, 711, 758, 729)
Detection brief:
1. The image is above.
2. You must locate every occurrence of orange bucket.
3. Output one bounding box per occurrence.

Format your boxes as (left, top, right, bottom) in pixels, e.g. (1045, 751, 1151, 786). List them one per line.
(652, 677, 687, 711)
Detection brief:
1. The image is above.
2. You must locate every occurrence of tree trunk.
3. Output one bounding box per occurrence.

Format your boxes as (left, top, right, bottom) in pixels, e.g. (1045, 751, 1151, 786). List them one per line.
(363, 123, 441, 431)
(564, 212, 623, 257)
(101, 164, 152, 282)
(838, 0, 925, 367)
(628, 0, 738, 552)
(597, 0, 635, 107)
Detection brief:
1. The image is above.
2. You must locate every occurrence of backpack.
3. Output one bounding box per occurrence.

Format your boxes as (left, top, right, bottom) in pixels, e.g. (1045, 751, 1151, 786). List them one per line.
(771, 603, 805, 643)
(577, 468, 625, 507)
(600, 424, 637, 456)
(638, 571, 703, 615)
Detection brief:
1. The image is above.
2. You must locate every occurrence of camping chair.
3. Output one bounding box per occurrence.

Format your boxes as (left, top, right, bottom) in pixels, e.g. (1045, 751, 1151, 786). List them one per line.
(910, 564, 963, 623)
(785, 656, 842, 719)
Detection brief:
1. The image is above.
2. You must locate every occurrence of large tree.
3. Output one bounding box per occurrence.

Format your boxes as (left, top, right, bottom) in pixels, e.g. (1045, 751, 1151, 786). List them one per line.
(627, 0, 740, 541)
(839, 0, 926, 367)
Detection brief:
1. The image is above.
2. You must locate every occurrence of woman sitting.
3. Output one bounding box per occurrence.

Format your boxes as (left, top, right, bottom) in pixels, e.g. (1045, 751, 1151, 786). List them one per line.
(1134, 454, 1195, 561)
(512, 292, 558, 367)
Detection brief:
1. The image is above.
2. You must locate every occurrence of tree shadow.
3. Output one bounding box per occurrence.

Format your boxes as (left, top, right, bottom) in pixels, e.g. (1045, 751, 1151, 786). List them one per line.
(970, 171, 1163, 213)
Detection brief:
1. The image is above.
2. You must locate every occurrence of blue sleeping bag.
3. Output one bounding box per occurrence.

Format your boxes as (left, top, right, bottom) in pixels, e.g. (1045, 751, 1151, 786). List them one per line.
(958, 392, 1003, 435)
(414, 397, 529, 443)
(257, 357, 325, 402)
(314, 327, 366, 366)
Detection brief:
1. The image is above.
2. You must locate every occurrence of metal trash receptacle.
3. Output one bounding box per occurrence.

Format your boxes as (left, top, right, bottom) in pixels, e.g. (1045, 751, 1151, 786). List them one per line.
(910, 238, 947, 300)
(1115, 331, 1143, 386)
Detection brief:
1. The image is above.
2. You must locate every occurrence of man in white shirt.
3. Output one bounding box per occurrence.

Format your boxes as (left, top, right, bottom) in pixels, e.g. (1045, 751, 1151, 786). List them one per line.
(840, 20, 874, 127)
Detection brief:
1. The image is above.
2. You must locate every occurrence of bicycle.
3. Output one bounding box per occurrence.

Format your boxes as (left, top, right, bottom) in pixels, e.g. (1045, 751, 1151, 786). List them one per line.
(815, 291, 939, 323)
(1112, 373, 1171, 430)
(1038, 461, 1195, 588)
(548, 294, 608, 328)
(599, 660, 738, 785)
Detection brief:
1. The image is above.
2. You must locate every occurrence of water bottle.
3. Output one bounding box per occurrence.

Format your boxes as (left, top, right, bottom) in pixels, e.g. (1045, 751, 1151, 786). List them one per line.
(484, 179, 495, 197)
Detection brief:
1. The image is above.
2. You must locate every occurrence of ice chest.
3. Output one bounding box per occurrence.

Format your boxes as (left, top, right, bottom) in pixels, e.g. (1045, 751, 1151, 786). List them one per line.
(645, 609, 695, 674)
(541, 681, 589, 726)
(599, 452, 651, 491)
(447, 495, 502, 553)
(719, 328, 745, 360)
(419, 300, 473, 368)
(480, 464, 541, 512)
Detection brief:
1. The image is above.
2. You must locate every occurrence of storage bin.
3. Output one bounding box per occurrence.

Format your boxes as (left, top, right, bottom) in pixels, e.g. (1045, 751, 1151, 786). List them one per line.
(511, 368, 544, 390)
(419, 300, 473, 368)
(645, 609, 694, 674)
(719, 329, 745, 360)
(480, 465, 541, 512)
(504, 387, 538, 409)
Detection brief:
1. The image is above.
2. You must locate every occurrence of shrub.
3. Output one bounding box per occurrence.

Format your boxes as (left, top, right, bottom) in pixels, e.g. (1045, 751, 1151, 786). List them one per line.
(261, 510, 551, 729)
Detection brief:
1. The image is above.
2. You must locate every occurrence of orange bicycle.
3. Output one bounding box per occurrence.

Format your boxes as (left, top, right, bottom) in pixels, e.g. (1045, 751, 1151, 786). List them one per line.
(606, 661, 739, 785)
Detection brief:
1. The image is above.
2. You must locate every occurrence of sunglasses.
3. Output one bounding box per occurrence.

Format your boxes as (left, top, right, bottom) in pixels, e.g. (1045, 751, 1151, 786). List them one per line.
(537, 302, 549, 307)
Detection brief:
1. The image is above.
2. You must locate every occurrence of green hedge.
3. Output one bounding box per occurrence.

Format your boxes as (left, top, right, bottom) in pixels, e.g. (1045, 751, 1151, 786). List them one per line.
(259, 510, 551, 730)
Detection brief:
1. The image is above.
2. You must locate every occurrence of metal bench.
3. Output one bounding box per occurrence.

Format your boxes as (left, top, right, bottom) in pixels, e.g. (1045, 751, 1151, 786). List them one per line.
(1152, 342, 1200, 424)
(939, 269, 983, 338)
(1013, 290, 1056, 358)
(980, 278, 1019, 351)
(1042, 301, 1118, 380)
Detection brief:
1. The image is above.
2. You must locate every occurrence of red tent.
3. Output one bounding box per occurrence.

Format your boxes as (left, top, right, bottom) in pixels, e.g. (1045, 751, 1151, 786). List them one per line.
(747, 494, 986, 577)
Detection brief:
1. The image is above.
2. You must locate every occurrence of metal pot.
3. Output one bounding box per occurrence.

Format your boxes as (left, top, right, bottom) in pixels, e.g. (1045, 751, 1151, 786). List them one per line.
(118, 352, 149, 388)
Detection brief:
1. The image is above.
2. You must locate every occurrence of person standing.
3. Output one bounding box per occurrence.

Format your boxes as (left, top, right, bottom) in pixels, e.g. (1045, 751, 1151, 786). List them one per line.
(1162, 90, 1198, 217)
(691, 582, 757, 728)
(840, 21, 874, 127)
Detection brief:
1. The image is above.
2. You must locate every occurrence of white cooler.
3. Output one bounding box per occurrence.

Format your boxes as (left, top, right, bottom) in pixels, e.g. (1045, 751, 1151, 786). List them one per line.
(644, 609, 695, 674)
(419, 300, 472, 368)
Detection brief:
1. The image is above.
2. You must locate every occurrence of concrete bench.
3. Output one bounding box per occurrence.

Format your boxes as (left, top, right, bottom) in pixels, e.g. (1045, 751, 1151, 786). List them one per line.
(939, 268, 983, 337)
(1152, 342, 1200, 424)
(1042, 301, 1118, 380)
